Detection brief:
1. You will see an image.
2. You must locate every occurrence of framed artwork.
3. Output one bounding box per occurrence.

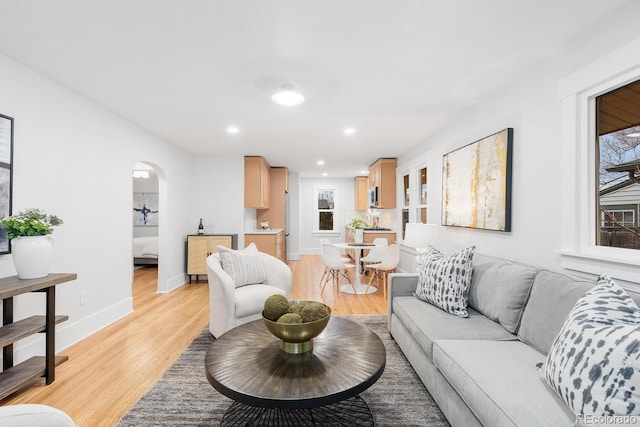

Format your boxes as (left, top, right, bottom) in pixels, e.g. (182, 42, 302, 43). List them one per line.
(0, 114, 13, 254)
(133, 192, 159, 226)
(442, 128, 513, 231)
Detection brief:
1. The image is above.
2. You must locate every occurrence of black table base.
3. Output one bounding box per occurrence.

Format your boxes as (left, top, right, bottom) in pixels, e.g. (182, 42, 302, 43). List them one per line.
(220, 395, 374, 426)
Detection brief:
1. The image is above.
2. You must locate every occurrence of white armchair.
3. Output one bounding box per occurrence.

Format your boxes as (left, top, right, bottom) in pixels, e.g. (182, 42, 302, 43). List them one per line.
(206, 248, 292, 338)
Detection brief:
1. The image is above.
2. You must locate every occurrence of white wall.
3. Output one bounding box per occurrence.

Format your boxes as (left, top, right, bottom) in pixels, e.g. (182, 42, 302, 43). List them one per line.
(397, 3, 640, 285)
(189, 154, 245, 246)
(299, 177, 356, 254)
(0, 52, 193, 362)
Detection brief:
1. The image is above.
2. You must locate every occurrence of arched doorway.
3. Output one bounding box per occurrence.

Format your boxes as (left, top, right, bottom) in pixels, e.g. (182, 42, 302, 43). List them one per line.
(132, 161, 167, 294)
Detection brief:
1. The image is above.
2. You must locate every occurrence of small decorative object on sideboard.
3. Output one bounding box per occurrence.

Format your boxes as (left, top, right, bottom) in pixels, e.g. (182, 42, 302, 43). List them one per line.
(198, 218, 204, 234)
(262, 295, 331, 354)
(0, 208, 63, 279)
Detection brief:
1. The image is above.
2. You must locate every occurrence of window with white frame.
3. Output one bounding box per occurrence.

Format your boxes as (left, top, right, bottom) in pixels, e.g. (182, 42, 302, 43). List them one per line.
(313, 185, 338, 232)
(559, 40, 640, 281)
(595, 78, 640, 250)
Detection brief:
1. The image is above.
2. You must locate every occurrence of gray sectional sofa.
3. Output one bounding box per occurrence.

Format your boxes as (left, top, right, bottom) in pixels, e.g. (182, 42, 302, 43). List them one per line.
(388, 253, 640, 427)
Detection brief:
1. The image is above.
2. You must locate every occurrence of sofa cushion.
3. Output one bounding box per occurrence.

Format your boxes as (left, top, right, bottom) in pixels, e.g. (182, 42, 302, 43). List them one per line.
(468, 254, 538, 334)
(433, 340, 575, 427)
(517, 270, 596, 355)
(393, 296, 515, 361)
(540, 275, 640, 417)
(415, 246, 475, 317)
(235, 283, 286, 318)
(217, 243, 266, 288)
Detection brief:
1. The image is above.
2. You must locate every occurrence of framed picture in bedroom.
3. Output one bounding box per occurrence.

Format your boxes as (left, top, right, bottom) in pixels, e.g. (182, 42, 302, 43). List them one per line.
(442, 128, 513, 232)
(0, 114, 13, 254)
(133, 192, 159, 227)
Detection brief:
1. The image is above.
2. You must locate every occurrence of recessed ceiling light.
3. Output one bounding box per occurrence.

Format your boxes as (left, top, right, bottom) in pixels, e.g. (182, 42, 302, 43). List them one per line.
(322, 172, 328, 177)
(625, 132, 640, 138)
(271, 84, 305, 106)
(344, 128, 356, 135)
(227, 126, 239, 134)
(317, 160, 325, 166)
(360, 170, 368, 175)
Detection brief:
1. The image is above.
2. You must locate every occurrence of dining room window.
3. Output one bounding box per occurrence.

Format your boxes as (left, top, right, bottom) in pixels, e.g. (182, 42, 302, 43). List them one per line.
(596, 78, 640, 250)
(313, 185, 338, 232)
(417, 166, 427, 223)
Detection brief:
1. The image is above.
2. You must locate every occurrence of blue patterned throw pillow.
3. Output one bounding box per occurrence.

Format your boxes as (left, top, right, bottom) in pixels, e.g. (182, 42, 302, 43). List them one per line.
(540, 275, 640, 418)
(414, 246, 475, 317)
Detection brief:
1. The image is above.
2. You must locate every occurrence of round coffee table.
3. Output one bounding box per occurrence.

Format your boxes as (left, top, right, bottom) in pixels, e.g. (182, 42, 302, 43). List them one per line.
(205, 316, 386, 426)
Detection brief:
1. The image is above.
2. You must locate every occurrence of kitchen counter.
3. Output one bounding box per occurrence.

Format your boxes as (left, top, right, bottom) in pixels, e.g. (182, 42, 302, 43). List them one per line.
(245, 228, 283, 235)
(345, 226, 395, 233)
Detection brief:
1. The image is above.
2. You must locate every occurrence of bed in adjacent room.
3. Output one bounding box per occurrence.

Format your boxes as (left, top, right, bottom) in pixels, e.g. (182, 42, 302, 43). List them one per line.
(133, 236, 158, 266)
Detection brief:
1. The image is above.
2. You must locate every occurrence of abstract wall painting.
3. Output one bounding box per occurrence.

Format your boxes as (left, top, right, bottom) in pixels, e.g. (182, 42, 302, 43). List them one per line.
(442, 128, 513, 232)
(0, 114, 13, 254)
(133, 192, 159, 226)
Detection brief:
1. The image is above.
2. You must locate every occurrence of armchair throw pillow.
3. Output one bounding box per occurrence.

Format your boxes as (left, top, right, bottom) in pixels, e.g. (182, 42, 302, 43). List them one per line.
(540, 275, 640, 418)
(414, 245, 475, 317)
(217, 243, 266, 288)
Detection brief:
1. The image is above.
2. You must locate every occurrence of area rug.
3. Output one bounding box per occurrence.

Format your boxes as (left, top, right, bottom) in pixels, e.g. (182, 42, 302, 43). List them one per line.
(117, 315, 449, 426)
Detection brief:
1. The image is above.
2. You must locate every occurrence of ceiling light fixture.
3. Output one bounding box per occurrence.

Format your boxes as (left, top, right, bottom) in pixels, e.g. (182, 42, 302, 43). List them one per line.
(227, 126, 239, 134)
(322, 172, 328, 177)
(133, 170, 150, 179)
(344, 128, 356, 135)
(317, 160, 325, 166)
(272, 84, 305, 106)
(625, 131, 640, 138)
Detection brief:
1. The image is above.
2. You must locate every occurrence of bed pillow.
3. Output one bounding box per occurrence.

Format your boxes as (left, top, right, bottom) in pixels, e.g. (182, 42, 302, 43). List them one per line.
(414, 245, 475, 317)
(540, 275, 640, 418)
(217, 243, 266, 288)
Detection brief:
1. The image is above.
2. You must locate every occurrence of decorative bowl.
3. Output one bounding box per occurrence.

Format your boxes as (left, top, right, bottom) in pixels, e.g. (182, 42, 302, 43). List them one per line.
(262, 301, 331, 354)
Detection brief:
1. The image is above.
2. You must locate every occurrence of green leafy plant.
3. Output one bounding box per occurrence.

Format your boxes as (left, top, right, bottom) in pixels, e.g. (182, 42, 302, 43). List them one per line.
(348, 216, 370, 229)
(0, 208, 63, 239)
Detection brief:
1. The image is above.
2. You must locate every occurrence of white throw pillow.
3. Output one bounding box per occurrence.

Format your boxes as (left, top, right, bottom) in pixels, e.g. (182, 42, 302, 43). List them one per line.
(414, 245, 475, 317)
(540, 275, 640, 418)
(217, 243, 266, 288)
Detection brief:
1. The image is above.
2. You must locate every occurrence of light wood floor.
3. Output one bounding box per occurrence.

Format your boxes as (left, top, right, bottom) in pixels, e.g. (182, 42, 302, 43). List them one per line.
(1, 254, 388, 426)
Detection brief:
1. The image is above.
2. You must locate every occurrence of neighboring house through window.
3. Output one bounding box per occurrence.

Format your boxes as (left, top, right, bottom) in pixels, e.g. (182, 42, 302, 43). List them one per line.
(313, 185, 338, 232)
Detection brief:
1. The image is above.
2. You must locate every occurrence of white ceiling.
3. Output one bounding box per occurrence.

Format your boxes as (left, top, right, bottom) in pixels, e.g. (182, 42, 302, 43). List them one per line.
(0, 1, 633, 177)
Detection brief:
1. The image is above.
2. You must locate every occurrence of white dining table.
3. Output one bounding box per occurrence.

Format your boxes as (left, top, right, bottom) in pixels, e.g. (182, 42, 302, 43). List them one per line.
(333, 242, 378, 294)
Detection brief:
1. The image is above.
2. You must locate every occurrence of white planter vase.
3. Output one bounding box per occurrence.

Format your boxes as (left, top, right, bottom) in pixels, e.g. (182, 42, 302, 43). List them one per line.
(11, 235, 54, 279)
(355, 229, 364, 244)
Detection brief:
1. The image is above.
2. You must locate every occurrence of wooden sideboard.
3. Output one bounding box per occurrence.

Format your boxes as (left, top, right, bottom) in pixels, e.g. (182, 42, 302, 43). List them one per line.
(186, 234, 238, 282)
(0, 273, 77, 400)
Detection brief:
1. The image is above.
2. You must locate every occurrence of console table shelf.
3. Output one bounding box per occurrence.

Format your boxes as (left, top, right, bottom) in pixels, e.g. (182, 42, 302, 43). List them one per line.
(0, 273, 77, 400)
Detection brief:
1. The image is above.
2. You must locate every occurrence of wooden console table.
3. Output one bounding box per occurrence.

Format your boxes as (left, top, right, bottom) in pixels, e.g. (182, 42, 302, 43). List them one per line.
(0, 273, 77, 400)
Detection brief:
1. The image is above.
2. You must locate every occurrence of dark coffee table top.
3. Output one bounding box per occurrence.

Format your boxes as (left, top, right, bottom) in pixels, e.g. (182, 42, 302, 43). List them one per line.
(205, 316, 386, 409)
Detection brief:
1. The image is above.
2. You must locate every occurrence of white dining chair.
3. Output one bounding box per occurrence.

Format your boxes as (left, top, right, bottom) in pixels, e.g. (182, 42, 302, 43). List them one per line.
(320, 238, 350, 263)
(366, 243, 400, 298)
(360, 237, 388, 274)
(320, 244, 356, 294)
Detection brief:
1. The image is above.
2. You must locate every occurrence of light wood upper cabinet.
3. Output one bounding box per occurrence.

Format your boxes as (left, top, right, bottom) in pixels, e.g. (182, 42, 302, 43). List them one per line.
(355, 176, 368, 211)
(244, 156, 270, 208)
(368, 158, 397, 208)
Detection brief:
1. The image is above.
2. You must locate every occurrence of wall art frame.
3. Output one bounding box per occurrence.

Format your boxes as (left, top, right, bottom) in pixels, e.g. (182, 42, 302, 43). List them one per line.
(133, 192, 159, 227)
(442, 128, 513, 232)
(0, 114, 13, 254)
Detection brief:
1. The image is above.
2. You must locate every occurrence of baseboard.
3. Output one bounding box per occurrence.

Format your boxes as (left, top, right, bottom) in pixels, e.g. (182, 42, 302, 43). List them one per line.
(160, 273, 188, 293)
(10, 296, 133, 364)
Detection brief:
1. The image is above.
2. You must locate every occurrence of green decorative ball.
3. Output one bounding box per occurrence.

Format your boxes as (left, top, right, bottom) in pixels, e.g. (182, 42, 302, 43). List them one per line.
(263, 294, 290, 321)
(277, 313, 303, 324)
(301, 302, 330, 323)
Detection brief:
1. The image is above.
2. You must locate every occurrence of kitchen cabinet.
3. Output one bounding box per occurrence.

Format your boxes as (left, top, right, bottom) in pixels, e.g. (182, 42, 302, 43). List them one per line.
(368, 158, 397, 208)
(354, 176, 368, 211)
(257, 167, 288, 261)
(244, 156, 270, 208)
(187, 234, 238, 282)
(0, 273, 76, 400)
(245, 230, 285, 263)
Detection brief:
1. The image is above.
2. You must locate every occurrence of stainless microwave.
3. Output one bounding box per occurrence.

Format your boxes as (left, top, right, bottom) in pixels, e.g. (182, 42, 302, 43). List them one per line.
(368, 186, 378, 206)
